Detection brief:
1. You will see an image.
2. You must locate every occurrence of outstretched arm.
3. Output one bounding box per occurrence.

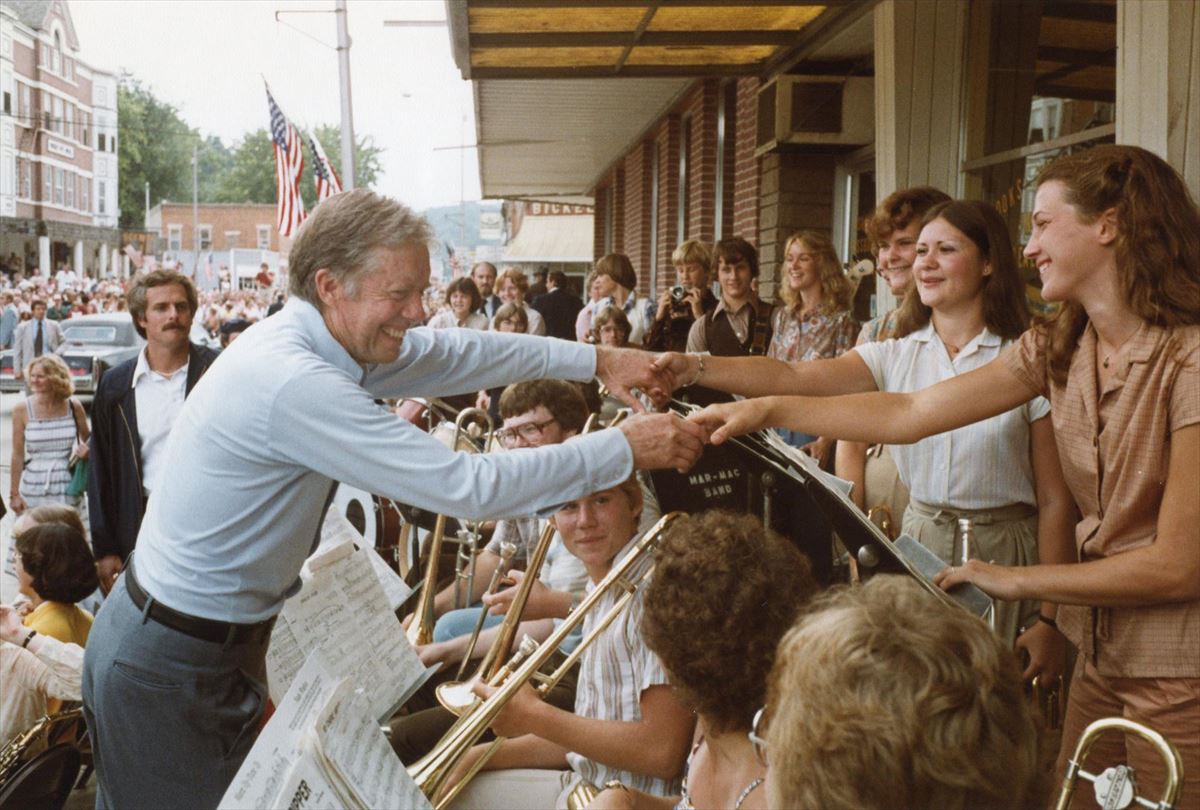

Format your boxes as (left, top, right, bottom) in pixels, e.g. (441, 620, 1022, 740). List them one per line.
(653, 350, 877, 399)
(689, 355, 1037, 446)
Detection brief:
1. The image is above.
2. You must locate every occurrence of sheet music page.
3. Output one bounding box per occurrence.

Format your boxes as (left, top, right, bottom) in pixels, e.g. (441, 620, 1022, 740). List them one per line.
(316, 505, 414, 610)
(761, 429, 857, 500)
(220, 652, 351, 810)
(274, 752, 345, 810)
(310, 689, 432, 810)
(266, 528, 430, 721)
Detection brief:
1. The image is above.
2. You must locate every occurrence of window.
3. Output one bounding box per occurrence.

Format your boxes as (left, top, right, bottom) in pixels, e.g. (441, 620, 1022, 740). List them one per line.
(109, 135, 116, 153)
(97, 180, 106, 214)
(20, 159, 31, 198)
(40, 42, 49, 66)
(198, 226, 212, 250)
(97, 133, 105, 151)
(19, 84, 29, 124)
(42, 91, 51, 130)
(43, 164, 51, 201)
(52, 32, 61, 74)
(168, 224, 182, 251)
(677, 115, 691, 243)
(65, 170, 74, 208)
(256, 225, 271, 249)
(64, 59, 73, 81)
(81, 176, 88, 211)
(2, 91, 10, 115)
(80, 111, 88, 144)
(52, 96, 62, 135)
(65, 104, 73, 139)
(54, 167, 64, 205)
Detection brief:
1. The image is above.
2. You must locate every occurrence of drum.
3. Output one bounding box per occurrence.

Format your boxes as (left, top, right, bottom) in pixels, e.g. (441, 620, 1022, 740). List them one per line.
(330, 484, 418, 577)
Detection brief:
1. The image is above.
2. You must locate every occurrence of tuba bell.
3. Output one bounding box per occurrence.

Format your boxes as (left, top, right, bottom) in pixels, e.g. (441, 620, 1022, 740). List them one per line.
(1054, 717, 1184, 810)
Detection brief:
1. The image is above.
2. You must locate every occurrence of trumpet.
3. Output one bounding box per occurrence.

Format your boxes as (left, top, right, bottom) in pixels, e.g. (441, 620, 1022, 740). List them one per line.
(406, 406, 493, 647)
(409, 512, 684, 810)
(1055, 717, 1183, 810)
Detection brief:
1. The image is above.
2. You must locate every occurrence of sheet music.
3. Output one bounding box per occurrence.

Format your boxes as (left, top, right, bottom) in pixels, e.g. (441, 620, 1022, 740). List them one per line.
(310, 689, 432, 810)
(267, 525, 433, 722)
(317, 505, 413, 610)
(274, 753, 343, 810)
(220, 653, 351, 810)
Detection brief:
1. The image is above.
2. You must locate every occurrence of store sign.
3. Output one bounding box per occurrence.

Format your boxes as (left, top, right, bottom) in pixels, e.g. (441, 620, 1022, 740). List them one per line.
(47, 139, 75, 159)
(527, 202, 593, 216)
(479, 211, 503, 241)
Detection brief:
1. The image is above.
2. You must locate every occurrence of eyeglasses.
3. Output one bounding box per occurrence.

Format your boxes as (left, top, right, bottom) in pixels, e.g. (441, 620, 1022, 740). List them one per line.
(749, 707, 769, 766)
(495, 416, 557, 446)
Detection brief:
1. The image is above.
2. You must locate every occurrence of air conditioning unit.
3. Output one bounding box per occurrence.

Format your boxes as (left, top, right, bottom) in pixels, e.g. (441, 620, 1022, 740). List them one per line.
(755, 75, 874, 155)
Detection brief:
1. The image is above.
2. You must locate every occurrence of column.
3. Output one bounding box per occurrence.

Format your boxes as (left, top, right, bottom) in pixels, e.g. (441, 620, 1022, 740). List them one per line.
(1116, 0, 1200, 198)
(99, 242, 109, 278)
(38, 236, 50, 275)
(73, 240, 84, 276)
(872, 0, 969, 312)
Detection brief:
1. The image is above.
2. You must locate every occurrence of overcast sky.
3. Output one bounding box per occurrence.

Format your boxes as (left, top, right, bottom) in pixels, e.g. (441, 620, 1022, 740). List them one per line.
(69, 0, 482, 210)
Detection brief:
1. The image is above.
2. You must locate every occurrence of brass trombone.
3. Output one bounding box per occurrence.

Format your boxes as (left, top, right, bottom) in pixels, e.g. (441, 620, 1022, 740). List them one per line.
(436, 522, 557, 714)
(409, 512, 684, 809)
(1055, 717, 1183, 810)
(453, 539, 518, 681)
(406, 406, 494, 646)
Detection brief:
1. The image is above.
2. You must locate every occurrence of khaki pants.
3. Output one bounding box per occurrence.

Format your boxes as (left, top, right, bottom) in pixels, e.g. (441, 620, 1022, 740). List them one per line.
(903, 499, 1040, 646)
(1056, 658, 1200, 810)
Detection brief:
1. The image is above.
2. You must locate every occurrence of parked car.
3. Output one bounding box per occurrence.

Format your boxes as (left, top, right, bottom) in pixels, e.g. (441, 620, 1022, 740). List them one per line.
(0, 313, 144, 398)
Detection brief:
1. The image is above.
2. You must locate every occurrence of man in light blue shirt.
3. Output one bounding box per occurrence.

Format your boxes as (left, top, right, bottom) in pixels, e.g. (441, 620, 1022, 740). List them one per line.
(81, 190, 704, 810)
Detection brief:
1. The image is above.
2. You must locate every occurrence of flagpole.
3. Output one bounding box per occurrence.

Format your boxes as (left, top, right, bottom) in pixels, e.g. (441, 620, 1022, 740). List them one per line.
(334, 0, 356, 191)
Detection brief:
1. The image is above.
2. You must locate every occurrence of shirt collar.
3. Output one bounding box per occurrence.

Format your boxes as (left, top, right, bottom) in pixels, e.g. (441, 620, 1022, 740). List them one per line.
(910, 321, 1002, 350)
(714, 297, 758, 317)
(284, 297, 366, 380)
(132, 347, 190, 388)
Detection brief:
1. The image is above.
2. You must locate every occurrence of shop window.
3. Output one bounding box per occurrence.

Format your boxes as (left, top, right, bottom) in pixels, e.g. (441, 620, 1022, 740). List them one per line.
(963, 0, 1117, 308)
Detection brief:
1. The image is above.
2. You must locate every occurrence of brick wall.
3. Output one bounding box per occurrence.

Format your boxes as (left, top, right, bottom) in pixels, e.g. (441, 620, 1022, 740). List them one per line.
(684, 81, 719, 244)
(622, 141, 655, 293)
(732, 77, 761, 244)
(757, 148, 837, 301)
(592, 185, 608, 260)
(159, 204, 287, 253)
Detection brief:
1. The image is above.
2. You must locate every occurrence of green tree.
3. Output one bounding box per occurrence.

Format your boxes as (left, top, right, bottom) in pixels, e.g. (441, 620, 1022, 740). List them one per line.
(212, 124, 383, 208)
(117, 75, 197, 230)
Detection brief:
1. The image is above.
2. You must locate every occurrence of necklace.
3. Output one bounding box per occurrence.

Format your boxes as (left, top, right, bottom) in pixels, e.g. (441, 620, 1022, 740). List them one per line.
(1099, 325, 1139, 369)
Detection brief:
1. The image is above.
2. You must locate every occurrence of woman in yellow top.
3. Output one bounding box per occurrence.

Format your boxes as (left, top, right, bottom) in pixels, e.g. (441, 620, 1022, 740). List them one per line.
(16, 522, 98, 648)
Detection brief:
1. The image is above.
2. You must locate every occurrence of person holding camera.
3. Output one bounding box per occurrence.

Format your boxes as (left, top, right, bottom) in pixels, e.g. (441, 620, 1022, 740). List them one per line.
(644, 240, 718, 352)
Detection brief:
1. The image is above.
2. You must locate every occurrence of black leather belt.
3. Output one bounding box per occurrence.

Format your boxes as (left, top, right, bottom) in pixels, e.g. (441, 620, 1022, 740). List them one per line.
(125, 562, 275, 646)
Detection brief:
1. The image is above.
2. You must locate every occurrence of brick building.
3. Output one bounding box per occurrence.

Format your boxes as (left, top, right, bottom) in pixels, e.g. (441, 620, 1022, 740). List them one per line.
(144, 201, 290, 290)
(447, 0, 1199, 319)
(0, 0, 122, 277)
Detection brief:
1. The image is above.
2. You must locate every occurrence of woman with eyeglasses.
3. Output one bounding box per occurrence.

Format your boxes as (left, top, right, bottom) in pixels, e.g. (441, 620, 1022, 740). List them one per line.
(586, 511, 818, 810)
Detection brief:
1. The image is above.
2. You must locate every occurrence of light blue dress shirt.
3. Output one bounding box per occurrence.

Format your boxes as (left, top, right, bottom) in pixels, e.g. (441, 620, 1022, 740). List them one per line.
(134, 297, 633, 622)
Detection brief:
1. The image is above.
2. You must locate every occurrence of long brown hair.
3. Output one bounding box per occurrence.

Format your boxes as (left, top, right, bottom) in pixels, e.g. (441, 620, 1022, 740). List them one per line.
(1034, 145, 1200, 384)
(892, 200, 1029, 341)
(779, 231, 854, 315)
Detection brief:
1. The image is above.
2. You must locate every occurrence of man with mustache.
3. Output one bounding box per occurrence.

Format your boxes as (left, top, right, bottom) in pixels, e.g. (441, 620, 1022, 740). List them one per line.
(86, 270, 219, 595)
(81, 190, 704, 810)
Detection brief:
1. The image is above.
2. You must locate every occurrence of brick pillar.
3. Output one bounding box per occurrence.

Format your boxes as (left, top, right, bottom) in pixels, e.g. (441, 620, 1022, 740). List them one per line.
(757, 148, 836, 302)
(732, 77, 761, 243)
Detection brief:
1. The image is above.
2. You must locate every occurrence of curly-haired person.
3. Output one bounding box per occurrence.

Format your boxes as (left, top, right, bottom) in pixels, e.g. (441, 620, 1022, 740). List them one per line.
(763, 576, 1043, 810)
(588, 511, 819, 810)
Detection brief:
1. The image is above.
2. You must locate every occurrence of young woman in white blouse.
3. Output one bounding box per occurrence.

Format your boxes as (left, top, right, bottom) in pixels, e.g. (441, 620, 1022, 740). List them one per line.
(656, 200, 1075, 679)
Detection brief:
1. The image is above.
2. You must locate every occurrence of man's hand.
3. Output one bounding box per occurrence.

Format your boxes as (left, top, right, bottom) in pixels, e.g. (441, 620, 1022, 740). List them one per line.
(96, 555, 123, 595)
(617, 412, 705, 473)
(595, 346, 670, 411)
(482, 569, 528, 616)
(687, 399, 773, 445)
(649, 352, 699, 397)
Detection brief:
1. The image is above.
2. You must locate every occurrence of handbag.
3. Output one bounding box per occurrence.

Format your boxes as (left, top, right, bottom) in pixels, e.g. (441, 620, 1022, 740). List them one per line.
(65, 397, 88, 498)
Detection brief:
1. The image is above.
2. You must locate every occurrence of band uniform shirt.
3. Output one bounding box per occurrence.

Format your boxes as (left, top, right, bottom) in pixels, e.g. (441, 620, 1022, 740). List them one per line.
(1002, 322, 1200, 678)
(1, 636, 84, 747)
(569, 535, 678, 798)
(854, 323, 1050, 510)
(131, 349, 190, 495)
(132, 297, 635, 623)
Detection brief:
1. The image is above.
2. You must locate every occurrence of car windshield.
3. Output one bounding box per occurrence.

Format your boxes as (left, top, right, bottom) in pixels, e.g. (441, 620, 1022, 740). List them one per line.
(63, 326, 120, 344)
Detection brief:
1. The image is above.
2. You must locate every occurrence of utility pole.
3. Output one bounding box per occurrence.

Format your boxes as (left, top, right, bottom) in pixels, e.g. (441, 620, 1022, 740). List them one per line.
(144, 181, 150, 222)
(192, 142, 199, 272)
(334, 0, 356, 190)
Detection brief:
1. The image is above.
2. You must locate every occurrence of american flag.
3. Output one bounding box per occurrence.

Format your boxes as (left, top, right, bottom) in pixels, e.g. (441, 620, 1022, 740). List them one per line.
(266, 86, 306, 236)
(308, 131, 343, 201)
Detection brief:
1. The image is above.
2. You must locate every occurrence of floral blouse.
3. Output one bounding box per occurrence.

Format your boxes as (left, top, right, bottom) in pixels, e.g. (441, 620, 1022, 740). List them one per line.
(768, 306, 859, 363)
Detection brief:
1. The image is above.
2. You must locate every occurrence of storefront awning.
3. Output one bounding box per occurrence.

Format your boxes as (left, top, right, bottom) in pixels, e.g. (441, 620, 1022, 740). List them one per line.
(502, 214, 593, 263)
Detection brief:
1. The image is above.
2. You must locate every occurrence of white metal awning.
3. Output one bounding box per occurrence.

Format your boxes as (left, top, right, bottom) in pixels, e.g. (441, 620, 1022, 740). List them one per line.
(501, 214, 593, 263)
